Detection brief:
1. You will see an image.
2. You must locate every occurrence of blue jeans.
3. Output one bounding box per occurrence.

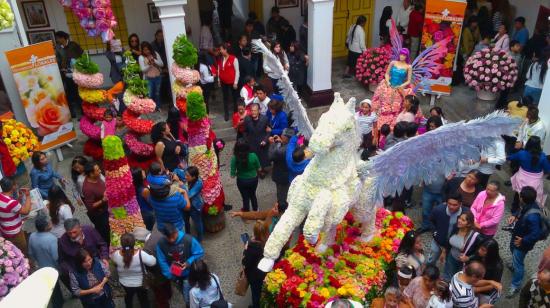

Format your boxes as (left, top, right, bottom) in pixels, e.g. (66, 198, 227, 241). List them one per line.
(421, 191, 442, 230)
(183, 208, 204, 242)
(181, 278, 191, 306)
(427, 238, 442, 265)
(523, 85, 542, 105)
(147, 76, 162, 108)
(444, 254, 463, 281)
(510, 245, 528, 290)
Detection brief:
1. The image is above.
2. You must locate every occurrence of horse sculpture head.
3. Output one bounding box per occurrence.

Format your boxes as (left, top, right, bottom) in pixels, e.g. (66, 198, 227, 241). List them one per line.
(309, 93, 358, 156)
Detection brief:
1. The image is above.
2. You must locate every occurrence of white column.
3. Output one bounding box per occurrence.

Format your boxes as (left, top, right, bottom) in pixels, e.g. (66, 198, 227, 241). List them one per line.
(537, 60, 550, 153)
(153, 0, 188, 104)
(307, 0, 334, 92)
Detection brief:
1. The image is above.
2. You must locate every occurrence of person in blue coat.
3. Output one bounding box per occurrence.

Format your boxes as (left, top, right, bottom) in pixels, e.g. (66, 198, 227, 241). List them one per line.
(182, 166, 204, 242)
(30, 151, 65, 199)
(286, 135, 311, 183)
(156, 223, 204, 307)
(266, 96, 288, 136)
(506, 186, 543, 298)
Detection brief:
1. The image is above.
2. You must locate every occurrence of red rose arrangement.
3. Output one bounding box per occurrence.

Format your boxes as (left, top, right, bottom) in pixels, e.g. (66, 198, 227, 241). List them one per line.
(82, 102, 107, 121)
(122, 110, 154, 135)
(355, 46, 391, 85)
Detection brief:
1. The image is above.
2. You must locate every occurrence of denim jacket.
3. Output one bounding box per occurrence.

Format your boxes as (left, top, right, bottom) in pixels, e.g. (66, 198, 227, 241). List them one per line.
(187, 179, 204, 211)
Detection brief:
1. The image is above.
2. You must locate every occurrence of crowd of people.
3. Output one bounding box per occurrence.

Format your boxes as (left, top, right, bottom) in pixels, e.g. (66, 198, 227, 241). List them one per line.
(0, 1, 549, 308)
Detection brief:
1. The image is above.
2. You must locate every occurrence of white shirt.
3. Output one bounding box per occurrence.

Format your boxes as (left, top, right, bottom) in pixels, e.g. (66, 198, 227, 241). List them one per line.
(189, 274, 233, 308)
(396, 5, 413, 31)
(138, 52, 164, 76)
(428, 295, 453, 308)
(355, 111, 377, 135)
(199, 63, 214, 85)
(458, 139, 505, 175)
(220, 56, 240, 86)
(347, 25, 366, 54)
(240, 87, 255, 105)
(518, 119, 547, 147)
(525, 62, 544, 89)
(50, 203, 73, 238)
(450, 272, 478, 308)
(492, 33, 509, 52)
(112, 250, 157, 288)
(253, 97, 270, 115)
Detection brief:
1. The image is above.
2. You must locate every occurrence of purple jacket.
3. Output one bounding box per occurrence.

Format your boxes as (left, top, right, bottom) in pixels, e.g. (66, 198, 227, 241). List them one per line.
(58, 225, 109, 274)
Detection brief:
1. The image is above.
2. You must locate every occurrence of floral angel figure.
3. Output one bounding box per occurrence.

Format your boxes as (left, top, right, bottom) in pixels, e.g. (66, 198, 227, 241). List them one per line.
(371, 19, 451, 129)
(251, 39, 521, 273)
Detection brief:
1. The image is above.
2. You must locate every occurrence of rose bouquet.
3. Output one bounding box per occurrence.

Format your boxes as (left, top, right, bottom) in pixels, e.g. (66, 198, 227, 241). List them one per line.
(421, 17, 460, 78)
(0, 0, 15, 31)
(0, 237, 30, 299)
(59, 0, 117, 42)
(1, 119, 39, 165)
(82, 102, 107, 121)
(464, 48, 518, 93)
(263, 209, 413, 307)
(355, 46, 391, 85)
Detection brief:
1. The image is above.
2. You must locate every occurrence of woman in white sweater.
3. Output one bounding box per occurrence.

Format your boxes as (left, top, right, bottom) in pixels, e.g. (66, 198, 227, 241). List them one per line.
(138, 42, 164, 110)
(112, 233, 156, 308)
(344, 15, 367, 78)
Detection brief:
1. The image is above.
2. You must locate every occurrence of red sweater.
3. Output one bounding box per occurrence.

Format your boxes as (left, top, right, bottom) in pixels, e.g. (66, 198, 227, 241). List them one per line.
(217, 55, 237, 85)
(0, 142, 16, 177)
(407, 10, 424, 37)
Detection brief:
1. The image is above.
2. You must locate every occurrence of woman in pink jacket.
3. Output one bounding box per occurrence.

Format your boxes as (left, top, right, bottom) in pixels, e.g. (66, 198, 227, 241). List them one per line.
(471, 181, 506, 237)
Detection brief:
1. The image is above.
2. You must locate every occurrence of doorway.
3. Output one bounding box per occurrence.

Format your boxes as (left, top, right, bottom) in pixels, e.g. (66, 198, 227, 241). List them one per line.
(332, 0, 374, 58)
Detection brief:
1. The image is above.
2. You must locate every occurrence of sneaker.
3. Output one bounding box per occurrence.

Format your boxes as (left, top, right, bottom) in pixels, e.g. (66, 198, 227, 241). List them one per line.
(505, 288, 519, 298)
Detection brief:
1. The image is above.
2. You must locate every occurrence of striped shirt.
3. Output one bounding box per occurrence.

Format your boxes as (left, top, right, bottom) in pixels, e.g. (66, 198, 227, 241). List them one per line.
(451, 272, 478, 308)
(0, 193, 23, 237)
(355, 112, 378, 135)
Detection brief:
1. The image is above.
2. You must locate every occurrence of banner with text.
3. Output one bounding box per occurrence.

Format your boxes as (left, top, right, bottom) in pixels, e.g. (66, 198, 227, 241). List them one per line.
(421, 0, 467, 95)
(5, 41, 76, 151)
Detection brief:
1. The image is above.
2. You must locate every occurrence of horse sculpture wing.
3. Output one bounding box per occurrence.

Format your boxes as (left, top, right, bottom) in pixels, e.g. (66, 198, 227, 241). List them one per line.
(361, 111, 521, 203)
(410, 36, 452, 92)
(252, 39, 315, 139)
(389, 18, 403, 61)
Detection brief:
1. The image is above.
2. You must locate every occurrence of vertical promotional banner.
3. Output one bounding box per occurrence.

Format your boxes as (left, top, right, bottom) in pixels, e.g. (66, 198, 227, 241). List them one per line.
(5, 41, 76, 151)
(421, 0, 467, 95)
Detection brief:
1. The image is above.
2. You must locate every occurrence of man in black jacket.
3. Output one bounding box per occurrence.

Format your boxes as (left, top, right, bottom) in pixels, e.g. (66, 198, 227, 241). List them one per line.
(268, 128, 295, 211)
(427, 192, 469, 265)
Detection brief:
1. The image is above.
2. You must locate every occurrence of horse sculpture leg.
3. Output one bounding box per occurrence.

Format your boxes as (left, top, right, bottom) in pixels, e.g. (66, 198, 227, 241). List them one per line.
(303, 190, 333, 246)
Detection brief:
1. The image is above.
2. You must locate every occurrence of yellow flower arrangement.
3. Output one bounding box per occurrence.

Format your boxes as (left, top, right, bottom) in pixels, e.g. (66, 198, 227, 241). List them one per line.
(78, 88, 107, 104)
(1, 119, 39, 165)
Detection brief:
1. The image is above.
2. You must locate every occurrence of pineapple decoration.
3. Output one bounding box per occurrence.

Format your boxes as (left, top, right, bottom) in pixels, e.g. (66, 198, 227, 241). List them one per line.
(75, 54, 123, 160)
(171, 35, 226, 227)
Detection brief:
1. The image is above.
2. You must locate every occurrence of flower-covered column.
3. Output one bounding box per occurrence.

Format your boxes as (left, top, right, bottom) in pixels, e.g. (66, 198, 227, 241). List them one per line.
(102, 136, 145, 247)
(171, 35, 225, 226)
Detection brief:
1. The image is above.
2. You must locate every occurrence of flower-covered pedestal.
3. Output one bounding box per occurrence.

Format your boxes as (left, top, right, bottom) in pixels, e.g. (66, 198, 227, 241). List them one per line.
(464, 48, 518, 101)
(0, 237, 30, 299)
(170, 35, 226, 233)
(262, 209, 413, 307)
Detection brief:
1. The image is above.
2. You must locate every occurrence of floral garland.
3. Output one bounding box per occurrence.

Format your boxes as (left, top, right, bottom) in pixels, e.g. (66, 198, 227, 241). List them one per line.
(79, 115, 101, 140)
(173, 83, 203, 99)
(102, 136, 145, 247)
(464, 48, 518, 93)
(171, 64, 200, 85)
(124, 133, 154, 156)
(73, 71, 104, 88)
(1, 119, 39, 165)
(58, 0, 117, 42)
(263, 209, 413, 307)
(0, 237, 30, 299)
(0, 0, 15, 31)
(355, 46, 391, 85)
(122, 110, 153, 135)
(82, 102, 107, 121)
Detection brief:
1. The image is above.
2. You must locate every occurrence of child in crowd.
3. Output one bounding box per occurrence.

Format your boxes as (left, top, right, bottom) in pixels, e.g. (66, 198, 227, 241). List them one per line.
(370, 287, 401, 308)
(473, 34, 491, 53)
(31, 151, 65, 199)
(240, 76, 256, 106)
(355, 99, 378, 154)
(233, 99, 249, 139)
(378, 124, 391, 151)
(183, 166, 204, 242)
(427, 280, 452, 308)
(100, 109, 117, 139)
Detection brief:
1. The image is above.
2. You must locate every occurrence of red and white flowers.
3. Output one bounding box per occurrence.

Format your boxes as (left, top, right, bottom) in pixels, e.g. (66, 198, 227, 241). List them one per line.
(464, 48, 518, 93)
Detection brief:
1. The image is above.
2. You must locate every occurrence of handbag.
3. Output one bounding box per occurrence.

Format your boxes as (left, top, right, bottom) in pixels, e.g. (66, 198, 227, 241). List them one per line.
(138, 249, 155, 288)
(210, 274, 230, 308)
(234, 268, 249, 296)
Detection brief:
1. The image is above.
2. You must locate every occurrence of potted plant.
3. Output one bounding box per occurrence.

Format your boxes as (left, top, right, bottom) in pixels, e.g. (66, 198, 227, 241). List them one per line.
(464, 48, 518, 101)
(355, 46, 391, 92)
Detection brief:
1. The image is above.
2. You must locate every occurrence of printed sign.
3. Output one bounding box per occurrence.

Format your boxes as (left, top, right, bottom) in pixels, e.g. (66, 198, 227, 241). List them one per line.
(5, 41, 76, 150)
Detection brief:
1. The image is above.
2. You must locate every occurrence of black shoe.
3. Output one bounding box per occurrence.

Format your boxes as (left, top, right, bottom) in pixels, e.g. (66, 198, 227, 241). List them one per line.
(224, 204, 233, 211)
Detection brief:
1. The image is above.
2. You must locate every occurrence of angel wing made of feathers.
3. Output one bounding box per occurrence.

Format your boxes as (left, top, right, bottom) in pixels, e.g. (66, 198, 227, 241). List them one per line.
(251, 39, 314, 139)
(389, 18, 451, 92)
(361, 111, 521, 203)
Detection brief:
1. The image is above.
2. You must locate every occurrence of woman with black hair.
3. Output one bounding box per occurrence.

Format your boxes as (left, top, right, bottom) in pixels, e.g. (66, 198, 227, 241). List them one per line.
(426, 116, 443, 132)
(379, 6, 393, 43)
(403, 264, 440, 308)
(47, 185, 74, 238)
(81, 162, 110, 243)
(188, 259, 227, 307)
(131, 168, 154, 231)
(69, 249, 114, 308)
(396, 231, 426, 276)
(72, 156, 88, 194)
(30, 151, 64, 199)
(469, 239, 504, 304)
(396, 95, 420, 123)
(344, 15, 367, 78)
(139, 41, 164, 110)
(442, 211, 482, 280)
(507, 135, 550, 213)
(128, 33, 141, 62)
(429, 106, 447, 124)
(151, 121, 182, 172)
(198, 51, 215, 112)
(166, 107, 188, 146)
(523, 47, 550, 105)
(230, 140, 261, 212)
(443, 169, 482, 208)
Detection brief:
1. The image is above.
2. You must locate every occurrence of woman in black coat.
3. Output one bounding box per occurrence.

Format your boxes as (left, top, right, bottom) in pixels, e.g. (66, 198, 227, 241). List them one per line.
(243, 221, 269, 308)
(288, 42, 308, 94)
(243, 103, 270, 176)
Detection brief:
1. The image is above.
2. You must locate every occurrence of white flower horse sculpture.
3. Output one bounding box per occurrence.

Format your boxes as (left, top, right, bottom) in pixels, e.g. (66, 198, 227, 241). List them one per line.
(258, 93, 362, 272)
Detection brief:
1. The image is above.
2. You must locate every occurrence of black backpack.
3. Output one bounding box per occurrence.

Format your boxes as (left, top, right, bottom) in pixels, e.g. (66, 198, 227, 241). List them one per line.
(525, 208, 550, 241)
(210, 274, 229, 308)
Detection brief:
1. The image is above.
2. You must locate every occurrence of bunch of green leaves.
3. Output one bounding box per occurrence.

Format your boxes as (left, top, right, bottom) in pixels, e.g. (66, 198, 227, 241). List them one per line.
(126, 77, 149, 97)
(122, 51, 141, 82)
(102, 136, 125, 160)
(186, 92, 206, 121)
(74, 53, 99, 74)
(172, 34, 197, 68)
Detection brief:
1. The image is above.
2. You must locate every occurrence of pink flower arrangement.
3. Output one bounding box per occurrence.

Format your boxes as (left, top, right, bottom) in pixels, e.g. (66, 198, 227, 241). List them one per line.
(73, 71, 104, 88)
(171, 64, 200, 85)
(60, 0, 117, 42)
(82, 102, 107, 121)
(0, 237, 30, 299)
(355, 46, 391, 85)
(127, 97, 156, 114)
(124, 133, 154, 156)
(464, 48, 518, 93)
(80, 115, 101, 140)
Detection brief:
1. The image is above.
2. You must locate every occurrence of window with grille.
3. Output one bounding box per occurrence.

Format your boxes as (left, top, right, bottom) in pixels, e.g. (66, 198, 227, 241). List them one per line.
(63, 0, 129, 54)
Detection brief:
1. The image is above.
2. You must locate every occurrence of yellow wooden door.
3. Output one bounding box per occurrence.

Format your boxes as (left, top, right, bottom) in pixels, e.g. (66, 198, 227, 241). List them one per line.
(249, 0, 263, 21)
(333, 0, 375, 58)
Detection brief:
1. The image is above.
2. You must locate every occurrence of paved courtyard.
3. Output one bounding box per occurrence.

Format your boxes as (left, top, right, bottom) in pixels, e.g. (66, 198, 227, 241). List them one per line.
(22, 59, 548, 307)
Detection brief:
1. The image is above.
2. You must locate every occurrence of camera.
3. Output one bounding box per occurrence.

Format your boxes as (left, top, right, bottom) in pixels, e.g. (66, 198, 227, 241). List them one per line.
(502, 223, 515, 232)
